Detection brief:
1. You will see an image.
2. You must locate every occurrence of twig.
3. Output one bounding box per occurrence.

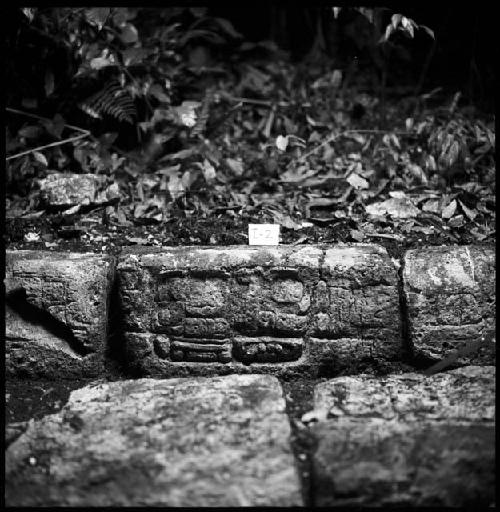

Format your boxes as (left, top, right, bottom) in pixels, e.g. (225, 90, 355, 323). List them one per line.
(296, 133, 337, 163)
(295, 129, 411, 164)
(263, 105, 276, 138)
(6, 107, 90, 135)
(6, 107, 91, 161)
(220, 92, 311, 109)
(6, 133, 90, 161)
(365, 233, 404, 241)
(424, 330, 495, 376)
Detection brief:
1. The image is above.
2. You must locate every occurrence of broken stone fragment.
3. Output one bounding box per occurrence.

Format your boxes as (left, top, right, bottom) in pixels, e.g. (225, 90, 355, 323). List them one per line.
(5, 374, 303, 507)
(38, 173, 101, 207)
(404, 245, 495, 364)
(5, 250, 114, 378)
(309, 366, 495, 507)
(37, 173, 119, 209)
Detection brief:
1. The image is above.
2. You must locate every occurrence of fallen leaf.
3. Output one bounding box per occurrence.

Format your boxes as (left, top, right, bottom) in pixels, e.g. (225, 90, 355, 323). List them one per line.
(24, 232, 40, 242)
(346, 172, 369, 190)
(441, 199, 457, 219)
(201, 159, 216, 181)
(292, 235, 309, 245)
(105, 182, 121, 201)
(407, 163, 428, 184)
(350, 229, 365, 241)
(458, 199, 477, 221)
(389, 190, 406, 199)
(226, 158, 244, 176)
(448, 214, 464, 228)
(32, 151, 48, 167)
(62, 204, 81, 215)
(21, 210, 45, 218)
(157, 164, 181, 176)
(365, 197, 420, 219)
(165, 149, 195, 161)
(273, 211, 302, 230)
(307, 197, 340, 208)
(469, 227, 488, 241)
(126, 237, 149, 244)
(276, 135, 289, 151)
(280, 166, 318, 183)
(422, 199, 441, 213)
(167, 173, 186, 200)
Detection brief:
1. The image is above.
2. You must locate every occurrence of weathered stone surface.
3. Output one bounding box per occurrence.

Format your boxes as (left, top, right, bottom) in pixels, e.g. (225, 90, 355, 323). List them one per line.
(5, 250, 114, 378)
(38, 173, 101, 207)
(5, 374, 302, 507)
(117, 244, 401, 376)
(404, 245, 495, 364)
(309, 366, 495, 507)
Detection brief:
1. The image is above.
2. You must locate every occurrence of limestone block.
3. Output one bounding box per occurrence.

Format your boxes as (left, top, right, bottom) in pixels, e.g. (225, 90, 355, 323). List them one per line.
(403, 245, 495, 364)
(5, 374, 303, 507)
(312, 245, 401, 340)
(309, 366, 495, 507)
(5, 250, 114, 377)
(117, 245, 401, 376)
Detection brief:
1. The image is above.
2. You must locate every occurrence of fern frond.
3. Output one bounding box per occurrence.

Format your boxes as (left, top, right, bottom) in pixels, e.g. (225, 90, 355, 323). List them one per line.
(190, 87, 214, 138)
(79, 80, 136, 124)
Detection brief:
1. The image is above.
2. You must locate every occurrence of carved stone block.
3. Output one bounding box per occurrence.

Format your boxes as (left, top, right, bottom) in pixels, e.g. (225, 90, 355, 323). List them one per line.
(403, 245, 495, 364)
(117, 245, 401, 376)
(5, 250, 114, 378)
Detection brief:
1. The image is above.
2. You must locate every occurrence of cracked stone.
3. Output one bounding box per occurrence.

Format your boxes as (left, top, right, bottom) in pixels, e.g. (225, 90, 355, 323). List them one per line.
(5, 250, 114, 378)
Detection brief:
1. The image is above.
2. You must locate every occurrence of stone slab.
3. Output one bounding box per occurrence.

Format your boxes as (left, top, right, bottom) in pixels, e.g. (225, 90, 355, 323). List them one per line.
(309, 366, 495, 506)
(117, 244, 402, 377)
(403, 245, 495, 364)
(5, 374, 302, 507)
(5, 250, 114, 378)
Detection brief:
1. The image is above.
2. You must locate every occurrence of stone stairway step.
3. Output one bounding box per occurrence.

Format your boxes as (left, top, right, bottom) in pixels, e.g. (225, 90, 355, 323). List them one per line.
(118, 244, 402, 377)
(404, 245, 495, 365)
(307, 365, 495, 507)
(4, 244, 494, 379)
(5, 374, 303, 507)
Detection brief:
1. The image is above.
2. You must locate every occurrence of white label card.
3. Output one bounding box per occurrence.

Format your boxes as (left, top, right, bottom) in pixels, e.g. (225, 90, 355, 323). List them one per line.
(248, 224, 280, 246)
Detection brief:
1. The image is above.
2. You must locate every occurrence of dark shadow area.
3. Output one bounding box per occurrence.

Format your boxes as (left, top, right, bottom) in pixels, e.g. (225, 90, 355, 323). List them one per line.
(103, 273, 131, 379)
(396, 254, 414, 361)
(6, 287, 92, 356)
(5, 378, 91, 423)
(280, 378, 319, 507)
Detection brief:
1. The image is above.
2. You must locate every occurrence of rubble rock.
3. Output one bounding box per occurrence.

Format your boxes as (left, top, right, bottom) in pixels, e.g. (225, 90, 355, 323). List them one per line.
(5, 374, 302, 507)
(309, 366, 495, 506)
(38, 173, 102, 207)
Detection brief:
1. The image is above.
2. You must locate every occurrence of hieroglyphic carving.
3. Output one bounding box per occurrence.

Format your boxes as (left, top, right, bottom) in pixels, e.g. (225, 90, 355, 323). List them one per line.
(118, 245, 401, 374)
(151, 273, 310, 363)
